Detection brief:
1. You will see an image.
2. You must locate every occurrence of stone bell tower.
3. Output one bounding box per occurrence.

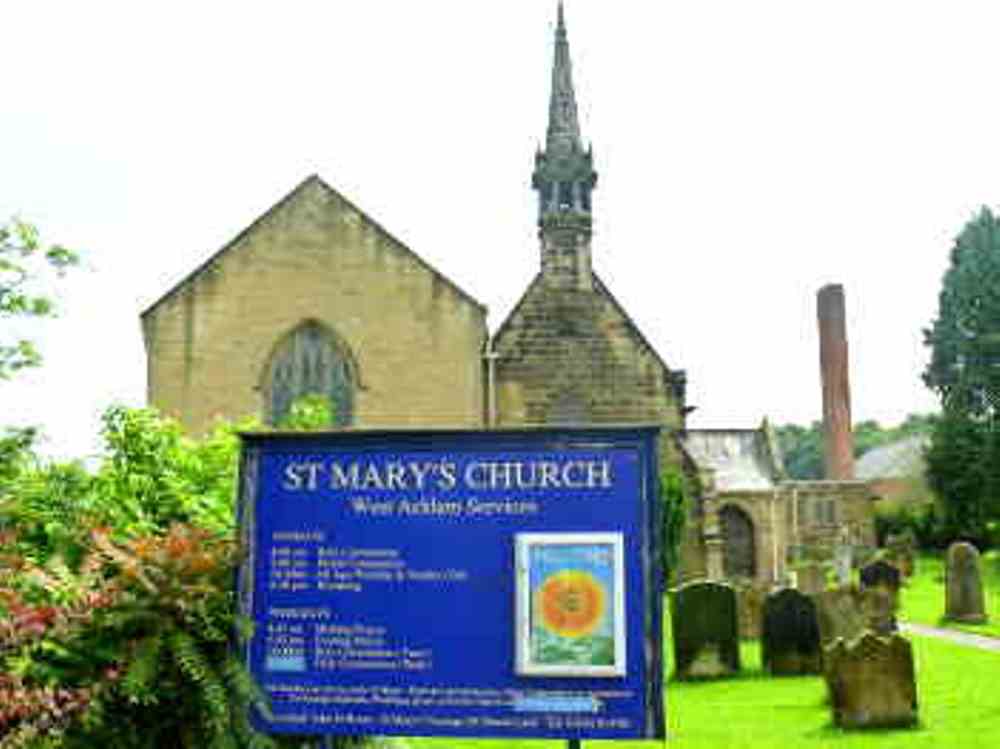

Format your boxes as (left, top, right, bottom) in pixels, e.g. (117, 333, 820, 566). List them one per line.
(532, 2, 598, 291)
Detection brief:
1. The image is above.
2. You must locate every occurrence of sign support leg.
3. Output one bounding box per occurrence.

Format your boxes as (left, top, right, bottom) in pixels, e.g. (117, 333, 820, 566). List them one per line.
(569, 739, 581, 749)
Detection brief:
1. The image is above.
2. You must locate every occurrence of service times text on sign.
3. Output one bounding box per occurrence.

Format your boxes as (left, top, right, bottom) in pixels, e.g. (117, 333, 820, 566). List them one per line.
(237, 427, 664, 740)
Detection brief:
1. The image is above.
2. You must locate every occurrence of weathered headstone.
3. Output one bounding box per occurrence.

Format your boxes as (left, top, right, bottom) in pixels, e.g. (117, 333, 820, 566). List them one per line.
(815, 586, 866, 647)
(796, 563, 827, 595)
(860, 560, 901, 593)
(859, 560, 901, 634)
(833, 544, 853, 585)
(860, 588, 897, 635)
(946, 541, 987, 623)
(671, 581, 740, 679)
(886, 532, 916, 578)
(762, 588, 822, 675)
(825, 632, 918, 729)
(736, 583, 766, 640)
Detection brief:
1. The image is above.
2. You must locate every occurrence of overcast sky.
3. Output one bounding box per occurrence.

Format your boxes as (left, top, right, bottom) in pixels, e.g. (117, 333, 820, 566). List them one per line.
(6, 0, 996, 459)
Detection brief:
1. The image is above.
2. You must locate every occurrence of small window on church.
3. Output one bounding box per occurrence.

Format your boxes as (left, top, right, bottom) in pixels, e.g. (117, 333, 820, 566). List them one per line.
(824, 499, 837, 525)
(580, 185, 591, 212)
(265, 321, 354, 427)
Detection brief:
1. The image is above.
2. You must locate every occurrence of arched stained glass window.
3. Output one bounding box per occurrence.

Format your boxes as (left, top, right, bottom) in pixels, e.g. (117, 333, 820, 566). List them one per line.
(265, 321, 354, 427)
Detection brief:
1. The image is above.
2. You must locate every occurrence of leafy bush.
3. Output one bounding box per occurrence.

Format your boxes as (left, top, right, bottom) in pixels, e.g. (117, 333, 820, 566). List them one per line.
(874, 499, 951, 550)
(0, 524, 275, 748)
(0, 401, 364, 748)
(661, 466, 696, 586)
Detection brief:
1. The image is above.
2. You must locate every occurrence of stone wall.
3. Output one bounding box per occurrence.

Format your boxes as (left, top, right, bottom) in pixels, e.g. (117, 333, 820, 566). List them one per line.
(786, 481, 877, 550)
(143, 176, 488, 434)
(493, 271, 689, 570)
(493, 275, 684, 431)
(702, 490, 790, 586)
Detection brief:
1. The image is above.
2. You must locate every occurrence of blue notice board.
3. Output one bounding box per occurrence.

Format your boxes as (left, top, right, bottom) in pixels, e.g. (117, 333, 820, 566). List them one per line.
(237, 427, 664, 739)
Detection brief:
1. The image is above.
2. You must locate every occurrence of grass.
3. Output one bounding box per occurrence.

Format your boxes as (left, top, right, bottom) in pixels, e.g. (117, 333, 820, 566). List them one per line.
(899, 551, 1000, 638)
(410, 614, 1000, 749)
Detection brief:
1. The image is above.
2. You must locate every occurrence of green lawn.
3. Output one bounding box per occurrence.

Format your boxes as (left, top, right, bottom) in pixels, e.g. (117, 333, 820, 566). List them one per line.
(899, 552, 1000, 638)
(411, 627, 1000, 749)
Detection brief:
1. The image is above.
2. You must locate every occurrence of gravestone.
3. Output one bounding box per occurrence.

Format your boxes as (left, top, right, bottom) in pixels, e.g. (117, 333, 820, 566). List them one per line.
(671, 581, 740, 679)
(762, 588, 822, 675)
(797, 563, 827, 595)
(886, 532, 916, 578)
(825, 632, 918, 729)
(859, 559, 901, 633)
(736, 583, 766, 640)
(860, 560, 901, 593)
(946, 541, 987, 623)
(815, 586, 866, 647)
(860, 587, 897, 635)
(833, 544, 853, 585)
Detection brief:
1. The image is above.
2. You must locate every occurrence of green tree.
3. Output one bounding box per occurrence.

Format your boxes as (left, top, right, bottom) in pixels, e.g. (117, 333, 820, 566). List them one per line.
(0, 218, 79, 379)
(922, 207, 1000, 541)
(924, 410, 988, 543)
(924, 206, 1000, 414)
(773, 422, 824, 479)
(774, 416, 936, 481)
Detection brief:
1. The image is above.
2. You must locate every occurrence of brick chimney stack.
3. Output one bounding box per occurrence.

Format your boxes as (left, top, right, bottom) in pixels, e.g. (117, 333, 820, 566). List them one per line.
(817, 284, 854, 480)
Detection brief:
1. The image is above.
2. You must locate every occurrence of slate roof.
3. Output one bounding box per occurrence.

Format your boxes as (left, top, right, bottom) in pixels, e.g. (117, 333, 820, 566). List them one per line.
(855, 435, 929, 480)
(682, 429, 784, 492)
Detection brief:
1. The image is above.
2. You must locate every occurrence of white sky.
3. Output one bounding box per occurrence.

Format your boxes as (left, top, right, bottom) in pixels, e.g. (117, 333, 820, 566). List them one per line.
(5, 0, 992, 460)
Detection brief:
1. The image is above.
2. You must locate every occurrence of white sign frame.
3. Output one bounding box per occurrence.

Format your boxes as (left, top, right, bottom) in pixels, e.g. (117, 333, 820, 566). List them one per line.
(514, 532, 627, 678)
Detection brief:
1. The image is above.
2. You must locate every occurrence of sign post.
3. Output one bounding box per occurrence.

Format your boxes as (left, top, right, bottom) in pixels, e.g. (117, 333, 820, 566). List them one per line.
(237, 427, 664, 741)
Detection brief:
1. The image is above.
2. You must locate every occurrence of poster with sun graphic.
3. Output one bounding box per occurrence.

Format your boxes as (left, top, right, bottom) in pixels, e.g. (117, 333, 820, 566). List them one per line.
(515, 532, 626, 677)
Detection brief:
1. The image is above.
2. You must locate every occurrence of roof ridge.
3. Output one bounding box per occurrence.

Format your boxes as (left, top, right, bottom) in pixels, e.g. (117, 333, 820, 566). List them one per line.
(142, 174, 487, 319)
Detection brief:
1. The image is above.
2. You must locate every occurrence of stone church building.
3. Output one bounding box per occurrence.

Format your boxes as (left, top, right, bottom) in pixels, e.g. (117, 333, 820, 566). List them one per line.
(141, 5, 874, 586)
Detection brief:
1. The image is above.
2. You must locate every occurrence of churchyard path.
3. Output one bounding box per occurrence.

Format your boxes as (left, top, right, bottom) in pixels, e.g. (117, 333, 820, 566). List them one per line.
(901, 622, 1000, 652)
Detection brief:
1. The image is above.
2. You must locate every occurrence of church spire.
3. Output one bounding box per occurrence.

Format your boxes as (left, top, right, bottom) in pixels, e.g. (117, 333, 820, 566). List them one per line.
(547, 1, 582, 157)
(532, 2, 598, 290)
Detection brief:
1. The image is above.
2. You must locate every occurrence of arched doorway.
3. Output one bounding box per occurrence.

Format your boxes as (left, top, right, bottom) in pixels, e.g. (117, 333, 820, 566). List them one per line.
(720, 504, 756, 579)
(264, 321, 355, 427)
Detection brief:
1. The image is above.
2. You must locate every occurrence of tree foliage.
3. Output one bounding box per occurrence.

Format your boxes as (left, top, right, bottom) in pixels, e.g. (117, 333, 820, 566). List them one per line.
(923, 206, 1000, 413)
(773, 422, 825, 480)
(922, 207, 1000, 543)
(660, 465, 696, 586)
(0, 401, 362, 748)
(923, 410, 991, 544)
(0, 219, 78, 380)
(773, 414, 935, 480)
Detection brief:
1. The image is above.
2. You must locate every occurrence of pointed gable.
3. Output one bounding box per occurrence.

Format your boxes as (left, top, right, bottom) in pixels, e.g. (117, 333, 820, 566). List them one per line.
(492, 271, 685, 428)
(141, 174, 484, 323)
(142, 174, 488, 435)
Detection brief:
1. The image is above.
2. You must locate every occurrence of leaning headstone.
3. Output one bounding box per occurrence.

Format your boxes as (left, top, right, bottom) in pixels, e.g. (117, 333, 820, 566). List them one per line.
(797, 563, 827, 595)
(671, 581, 740, 679)
(736, 583, 766, 640)
(825, 632, 918, 729)
(762, 588, 822, 675)
(815, 586, 866, 647)
(946, 541, 987, 623)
